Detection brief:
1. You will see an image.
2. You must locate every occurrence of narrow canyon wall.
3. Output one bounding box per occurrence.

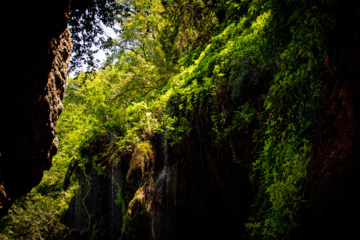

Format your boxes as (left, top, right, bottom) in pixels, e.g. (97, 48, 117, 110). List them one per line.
(301, 26, 360, 239)
(0, 1, 72, 217)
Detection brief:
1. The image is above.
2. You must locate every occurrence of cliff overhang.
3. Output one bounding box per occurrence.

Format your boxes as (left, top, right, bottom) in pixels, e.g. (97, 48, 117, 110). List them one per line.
(0, 1, 72, 217)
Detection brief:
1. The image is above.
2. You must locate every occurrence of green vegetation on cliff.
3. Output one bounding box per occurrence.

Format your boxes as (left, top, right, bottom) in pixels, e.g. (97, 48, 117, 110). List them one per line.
(1, 0, 358, 239)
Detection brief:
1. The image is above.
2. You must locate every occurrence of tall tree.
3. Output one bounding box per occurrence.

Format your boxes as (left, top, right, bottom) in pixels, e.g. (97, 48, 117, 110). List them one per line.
(104, 0, 176, 99)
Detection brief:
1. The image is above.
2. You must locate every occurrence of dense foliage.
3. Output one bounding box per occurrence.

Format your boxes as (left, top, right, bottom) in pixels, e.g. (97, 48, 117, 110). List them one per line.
(1, 0, 355, 239)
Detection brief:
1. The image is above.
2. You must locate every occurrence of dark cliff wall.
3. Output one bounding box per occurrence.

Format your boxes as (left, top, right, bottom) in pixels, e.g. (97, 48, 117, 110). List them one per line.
(0, 1, 72, 217)
(166, 135, 254, 240)
(63, 130, 254, 240)
(301, 6, 360, 238)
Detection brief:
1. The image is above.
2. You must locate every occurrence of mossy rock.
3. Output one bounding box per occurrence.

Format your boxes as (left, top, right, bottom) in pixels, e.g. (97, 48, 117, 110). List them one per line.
(126, 141, 154, 184)
(128, 187, 145, 219)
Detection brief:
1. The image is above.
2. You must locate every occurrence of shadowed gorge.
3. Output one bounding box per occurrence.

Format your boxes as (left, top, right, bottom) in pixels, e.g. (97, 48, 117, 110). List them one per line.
(0, 0, 359, 239)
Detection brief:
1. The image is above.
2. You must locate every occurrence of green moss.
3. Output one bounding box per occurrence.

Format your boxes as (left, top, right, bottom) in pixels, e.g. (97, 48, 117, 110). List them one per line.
(126, 141, 154, 184)
(113, 188, 131, 238)
(127, 187, 145, 220)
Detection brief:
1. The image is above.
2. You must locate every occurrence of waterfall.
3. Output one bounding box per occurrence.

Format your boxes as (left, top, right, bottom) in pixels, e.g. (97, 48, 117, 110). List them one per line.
(153, 131, 175, 240)
(110, 162, 122, 240)
(156, 133, 171, 198)
(74, 186, 83, 230)
(110, 163, 116, 239)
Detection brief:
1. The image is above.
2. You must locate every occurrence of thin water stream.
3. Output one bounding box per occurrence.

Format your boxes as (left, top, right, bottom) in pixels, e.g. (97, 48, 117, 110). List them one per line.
(153, 132, 175, 240)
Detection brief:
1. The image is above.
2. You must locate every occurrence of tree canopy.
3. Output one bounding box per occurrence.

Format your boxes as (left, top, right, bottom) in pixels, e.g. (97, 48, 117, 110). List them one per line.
(69, 0, 122, 71)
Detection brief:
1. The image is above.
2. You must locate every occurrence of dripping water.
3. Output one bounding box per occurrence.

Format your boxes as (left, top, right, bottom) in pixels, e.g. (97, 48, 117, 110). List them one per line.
(110, 162, 122, 240)
(110, 163, 116, 239)
(153, 131, 175, 240)
(74, 186, 83, 230)
(156, 133, 171, 198)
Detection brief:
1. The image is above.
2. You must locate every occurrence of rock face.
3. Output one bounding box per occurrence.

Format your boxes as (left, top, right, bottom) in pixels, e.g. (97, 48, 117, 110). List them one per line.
(0, 1, 72, 217)
(302, 44, 360, 240)
(301, 6, 360, 239)
(62, 136, 156, 240)
(62, 161, 123, 240)
(160, 137, 254, 240)
(63, 129, 254, 240)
